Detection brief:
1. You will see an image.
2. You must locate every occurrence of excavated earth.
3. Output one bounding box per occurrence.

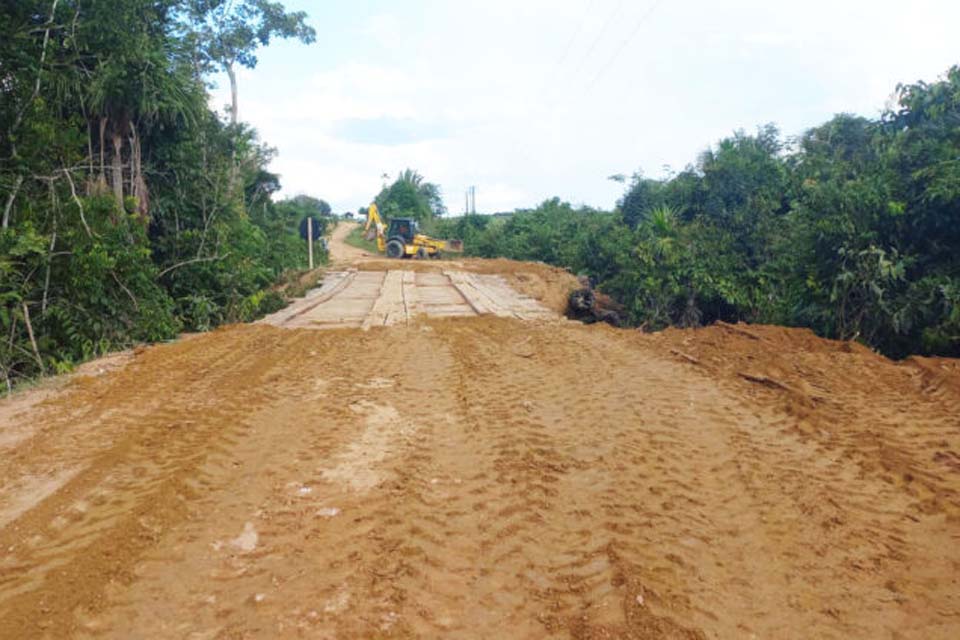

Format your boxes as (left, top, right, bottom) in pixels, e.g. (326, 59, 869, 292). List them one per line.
(0, 225, 958, 639)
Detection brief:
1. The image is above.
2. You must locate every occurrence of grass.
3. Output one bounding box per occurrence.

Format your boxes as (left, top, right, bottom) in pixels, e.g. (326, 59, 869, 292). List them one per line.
(344, 225, 380, 253)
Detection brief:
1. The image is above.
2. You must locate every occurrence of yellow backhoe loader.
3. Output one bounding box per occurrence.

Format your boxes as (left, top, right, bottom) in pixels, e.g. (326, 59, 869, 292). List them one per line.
(363, 203, 462, 259)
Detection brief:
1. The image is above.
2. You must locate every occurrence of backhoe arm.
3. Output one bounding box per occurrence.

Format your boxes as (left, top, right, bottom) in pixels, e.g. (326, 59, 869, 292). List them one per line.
(364, 203, 387, 252)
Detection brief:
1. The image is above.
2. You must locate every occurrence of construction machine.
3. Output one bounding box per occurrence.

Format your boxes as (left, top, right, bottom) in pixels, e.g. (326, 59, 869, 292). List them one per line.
(363, 203, 462, 259)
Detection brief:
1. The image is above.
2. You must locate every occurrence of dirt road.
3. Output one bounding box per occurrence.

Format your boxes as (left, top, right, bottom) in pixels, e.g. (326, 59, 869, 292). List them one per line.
(1, 231, 959, 639)
(327, 222, 369, 266)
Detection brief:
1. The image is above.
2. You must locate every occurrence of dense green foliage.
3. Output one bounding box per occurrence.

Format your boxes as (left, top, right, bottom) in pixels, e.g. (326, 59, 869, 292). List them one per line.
(435, 68, 960, 358)
(1, 0, 321, 389)
(374, 169, 445, 224)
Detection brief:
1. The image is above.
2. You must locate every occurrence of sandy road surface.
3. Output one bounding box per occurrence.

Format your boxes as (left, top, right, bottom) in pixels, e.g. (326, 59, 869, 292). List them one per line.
(327, 222, 369, 266)
(1, 233, 959, 639)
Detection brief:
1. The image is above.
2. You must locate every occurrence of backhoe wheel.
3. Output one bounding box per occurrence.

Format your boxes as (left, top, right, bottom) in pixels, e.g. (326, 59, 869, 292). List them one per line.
(416, 247, 428, 260)
(386, 239, 405, 259)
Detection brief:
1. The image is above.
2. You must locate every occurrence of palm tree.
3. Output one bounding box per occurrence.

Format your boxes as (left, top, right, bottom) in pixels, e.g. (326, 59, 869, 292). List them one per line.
(378, 169, 446, 220)
(86, 40, 201, 217)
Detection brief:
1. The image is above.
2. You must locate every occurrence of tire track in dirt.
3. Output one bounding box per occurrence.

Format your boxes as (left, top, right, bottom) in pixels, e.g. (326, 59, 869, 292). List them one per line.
(636, 325, 960, 638)
(1, 311, 958, 638)
(429, 320, 708, 639)
(420, 319, 959, 639)
(0, 326, 357, 636)
(67, 324, 462, 638)
(651, 323, 960, 521)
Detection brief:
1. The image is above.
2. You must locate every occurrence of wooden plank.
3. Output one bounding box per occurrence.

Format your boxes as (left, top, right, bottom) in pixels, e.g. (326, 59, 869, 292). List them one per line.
(471, 274, 557, 320)
(362, 270, 406, 330)
(401, 270, 423, 321)
(444, 271, 494, 315)
(262, 270, 357, 327)
(271, 268, 555, 330)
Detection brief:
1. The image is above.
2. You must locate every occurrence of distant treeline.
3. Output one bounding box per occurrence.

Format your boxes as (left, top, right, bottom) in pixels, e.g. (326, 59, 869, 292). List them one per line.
(434, 67, 960, 358)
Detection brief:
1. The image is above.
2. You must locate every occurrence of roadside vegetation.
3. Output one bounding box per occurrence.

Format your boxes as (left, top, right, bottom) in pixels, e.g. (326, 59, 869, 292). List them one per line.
(435, 67, 960, 358)
(0, 1, 325, 390)
(343, 226, 380, 254)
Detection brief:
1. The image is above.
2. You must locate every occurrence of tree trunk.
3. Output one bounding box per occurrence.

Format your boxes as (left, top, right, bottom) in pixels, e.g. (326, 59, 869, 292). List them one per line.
(86, 122, 95, 188)
(21, 302, 45, 375)
(42, 218, 57, 314)
(2, 174, 24, 229)
(227, 62, 238, 125)
(226, 62, 241, 198)
(2, 0, 59, 229)
(129, 122, 149, 219)
(99, 117, 107, 177)
(111, 129, 124, 209)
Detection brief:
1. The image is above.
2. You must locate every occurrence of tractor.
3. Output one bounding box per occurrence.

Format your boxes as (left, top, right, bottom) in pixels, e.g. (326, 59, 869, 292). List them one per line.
(364, 203, 462, 259)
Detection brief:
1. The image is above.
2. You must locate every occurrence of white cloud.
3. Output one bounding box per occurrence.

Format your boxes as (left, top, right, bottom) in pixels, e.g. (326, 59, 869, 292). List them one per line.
(211, 0, 960, 213)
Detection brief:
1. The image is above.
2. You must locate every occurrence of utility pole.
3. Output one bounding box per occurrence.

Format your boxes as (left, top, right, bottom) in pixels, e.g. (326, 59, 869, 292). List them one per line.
(465, 186, 477, 214)
(464, 186, 478, 214)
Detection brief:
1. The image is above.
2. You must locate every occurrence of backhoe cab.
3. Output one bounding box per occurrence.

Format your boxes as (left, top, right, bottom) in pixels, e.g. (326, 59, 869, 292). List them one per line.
(385, 218, 419, 258)
(364, 203, 462, 259)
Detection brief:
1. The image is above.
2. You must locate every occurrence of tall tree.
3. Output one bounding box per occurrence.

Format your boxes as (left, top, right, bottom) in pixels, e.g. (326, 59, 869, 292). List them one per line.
(83, 0, 203, 215)
(187, 0, 315, 124)
(375, 169, 446, 223)
(1, 0, 61, 229)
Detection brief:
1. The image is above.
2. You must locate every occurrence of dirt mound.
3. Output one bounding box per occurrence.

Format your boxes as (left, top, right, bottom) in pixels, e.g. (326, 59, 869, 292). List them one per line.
(473, 259, 579, 315)
(646, 320, 934, 403)
(904, 354, 960, 397)
(644, 320, 960, 520)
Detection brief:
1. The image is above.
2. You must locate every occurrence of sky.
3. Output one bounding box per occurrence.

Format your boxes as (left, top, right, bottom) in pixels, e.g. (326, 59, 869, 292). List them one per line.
(209, 0, 960, 214)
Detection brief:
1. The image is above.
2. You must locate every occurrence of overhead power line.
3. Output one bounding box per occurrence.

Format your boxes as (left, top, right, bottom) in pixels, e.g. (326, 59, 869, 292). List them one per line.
(538, 0, 598, 101)
(585, 0, 665, 90)
(552, 0, 597, 71)
(574, 0, 627, 73)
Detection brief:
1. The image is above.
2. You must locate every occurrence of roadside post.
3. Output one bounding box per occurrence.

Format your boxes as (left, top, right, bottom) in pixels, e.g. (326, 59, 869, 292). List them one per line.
(307, 216, 314, 269)
(300, 216, 322, 270)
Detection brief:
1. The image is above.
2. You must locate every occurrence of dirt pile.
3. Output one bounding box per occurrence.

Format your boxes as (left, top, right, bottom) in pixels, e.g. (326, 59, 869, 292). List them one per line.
(463, 258, 581, 314)
(646, 321, 960, 519)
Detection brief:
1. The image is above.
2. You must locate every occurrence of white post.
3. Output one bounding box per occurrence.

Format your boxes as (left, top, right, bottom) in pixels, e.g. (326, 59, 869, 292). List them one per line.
(307, 216, 314, 269)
